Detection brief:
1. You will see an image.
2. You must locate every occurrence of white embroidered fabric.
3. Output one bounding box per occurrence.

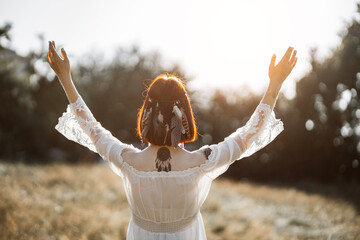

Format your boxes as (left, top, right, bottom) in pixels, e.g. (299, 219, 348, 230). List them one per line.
(55, 96, 284, 240)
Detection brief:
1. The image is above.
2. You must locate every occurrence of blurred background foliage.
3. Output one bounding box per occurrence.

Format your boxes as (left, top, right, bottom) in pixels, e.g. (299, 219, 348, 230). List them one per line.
(1, 5, 360, 183)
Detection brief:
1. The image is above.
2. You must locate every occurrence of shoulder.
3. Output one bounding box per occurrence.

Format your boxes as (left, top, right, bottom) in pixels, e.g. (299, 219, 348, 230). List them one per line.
(121, 146, 157, 171)
(185, 147, 213, 167)
(121, 145, 210, 171)
(182, 150, 207, 168)
(119, 145, 140, 164)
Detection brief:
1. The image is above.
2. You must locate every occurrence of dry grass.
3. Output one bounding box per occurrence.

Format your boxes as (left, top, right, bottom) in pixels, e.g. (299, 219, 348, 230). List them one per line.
(0, 163, 359, 240)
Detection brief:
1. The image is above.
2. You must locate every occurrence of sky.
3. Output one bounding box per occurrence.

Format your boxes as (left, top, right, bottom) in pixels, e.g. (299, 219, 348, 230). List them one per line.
(0, 0, 358, 99)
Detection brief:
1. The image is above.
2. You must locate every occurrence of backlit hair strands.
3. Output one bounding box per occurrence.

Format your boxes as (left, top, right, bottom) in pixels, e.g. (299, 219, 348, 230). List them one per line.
(136, 74, 197, 147)
(140, 97, 190, 147)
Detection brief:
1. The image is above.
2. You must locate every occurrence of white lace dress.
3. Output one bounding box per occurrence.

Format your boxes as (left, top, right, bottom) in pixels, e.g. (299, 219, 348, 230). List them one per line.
(55, 96, 284, 240)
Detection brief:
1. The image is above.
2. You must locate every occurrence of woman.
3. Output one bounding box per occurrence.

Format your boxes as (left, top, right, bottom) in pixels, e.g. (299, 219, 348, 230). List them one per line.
(48, 41, 297, 240)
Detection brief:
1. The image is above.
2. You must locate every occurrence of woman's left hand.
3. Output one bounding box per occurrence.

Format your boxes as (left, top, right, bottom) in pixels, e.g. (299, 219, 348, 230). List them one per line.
(268, 46, 297, 86)
(47, 41, 71, 83)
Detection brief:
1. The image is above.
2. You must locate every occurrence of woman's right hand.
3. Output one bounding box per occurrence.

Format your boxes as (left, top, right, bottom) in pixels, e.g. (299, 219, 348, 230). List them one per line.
(268, 47, 297, 86)
(47, 41, 71, 84)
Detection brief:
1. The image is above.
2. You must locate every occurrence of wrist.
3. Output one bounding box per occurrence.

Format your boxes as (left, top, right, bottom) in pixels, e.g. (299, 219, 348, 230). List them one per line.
(268, 77, 282, 89)
(57, 72, 72, 84)
(267, 82, 282, 98)
(269, 75, 284, 85)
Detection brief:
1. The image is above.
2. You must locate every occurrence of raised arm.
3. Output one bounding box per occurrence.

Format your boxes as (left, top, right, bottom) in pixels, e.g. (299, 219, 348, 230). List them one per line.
(47, 41, 135, 171)
(47, 41, 101, 139)
(201, 47, 297, 179)
(47, 40, 101, 147)
(47, 41, 80, 109)
(261, 46, 297, 110)
(240, 47, 297, 146)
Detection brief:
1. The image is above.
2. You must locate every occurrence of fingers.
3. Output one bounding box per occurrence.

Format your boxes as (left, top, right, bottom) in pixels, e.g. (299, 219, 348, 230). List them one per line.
(48, 41, 54, 64)
(47, 51, 51, 65)
(49, 41, 61, 61)
(291, 57, 298, 70)
(269, 54, 276, 75)
(50, 41, 57, 56)
(48, 41, 52, 56)
(49, 41, 54, 61)
(289, 48, 298, 70)
(270, 54, 276, 68)
(49, 40, 68, 63)
(61, 48, 69, 63)
(284, 46, 294, 60)
(289, 50, 297, 64)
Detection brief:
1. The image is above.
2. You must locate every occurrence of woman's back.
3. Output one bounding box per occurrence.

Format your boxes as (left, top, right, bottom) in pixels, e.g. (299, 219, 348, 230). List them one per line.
(116, 144, 215, 239)
(122, 145, 206, 172)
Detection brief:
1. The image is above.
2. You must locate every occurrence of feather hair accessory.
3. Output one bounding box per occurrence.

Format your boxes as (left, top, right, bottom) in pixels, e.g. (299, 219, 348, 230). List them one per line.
(153, 102, 162, 137)
(180, 107, 191, 138)
(173, 105, 182, 120)
(170, 103, 183, 147)
(171, 115, 182, 147)
(163, 124, 170, 145)
(158, 111, 164, 123)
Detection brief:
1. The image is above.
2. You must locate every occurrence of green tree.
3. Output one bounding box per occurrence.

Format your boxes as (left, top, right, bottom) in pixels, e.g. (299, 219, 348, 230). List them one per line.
(0, 24, 186, 162)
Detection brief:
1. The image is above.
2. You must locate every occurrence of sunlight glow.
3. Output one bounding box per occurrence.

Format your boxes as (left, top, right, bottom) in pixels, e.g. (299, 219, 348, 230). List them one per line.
(0, 0, 357, 99)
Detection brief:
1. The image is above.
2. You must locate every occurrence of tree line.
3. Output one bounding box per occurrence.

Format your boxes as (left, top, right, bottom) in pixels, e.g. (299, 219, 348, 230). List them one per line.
(1, 6, 360, 182)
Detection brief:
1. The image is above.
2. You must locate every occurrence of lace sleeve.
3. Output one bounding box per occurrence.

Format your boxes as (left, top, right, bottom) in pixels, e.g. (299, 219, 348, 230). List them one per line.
(200, 103, 284, 180)
(55, 96, 135, 174)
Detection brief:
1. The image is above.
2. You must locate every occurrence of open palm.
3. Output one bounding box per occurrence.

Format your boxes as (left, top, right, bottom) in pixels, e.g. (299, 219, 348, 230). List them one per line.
(268, 47, 297, 85)
(47, 41, 71, 82)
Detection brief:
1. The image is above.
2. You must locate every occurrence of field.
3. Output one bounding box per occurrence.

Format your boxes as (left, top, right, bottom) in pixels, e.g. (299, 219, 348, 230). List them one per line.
(0, 163, 359, 240)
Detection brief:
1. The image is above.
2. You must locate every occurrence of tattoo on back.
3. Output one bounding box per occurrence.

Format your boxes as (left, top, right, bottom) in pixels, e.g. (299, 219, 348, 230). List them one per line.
(155, 147, 172, 172)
